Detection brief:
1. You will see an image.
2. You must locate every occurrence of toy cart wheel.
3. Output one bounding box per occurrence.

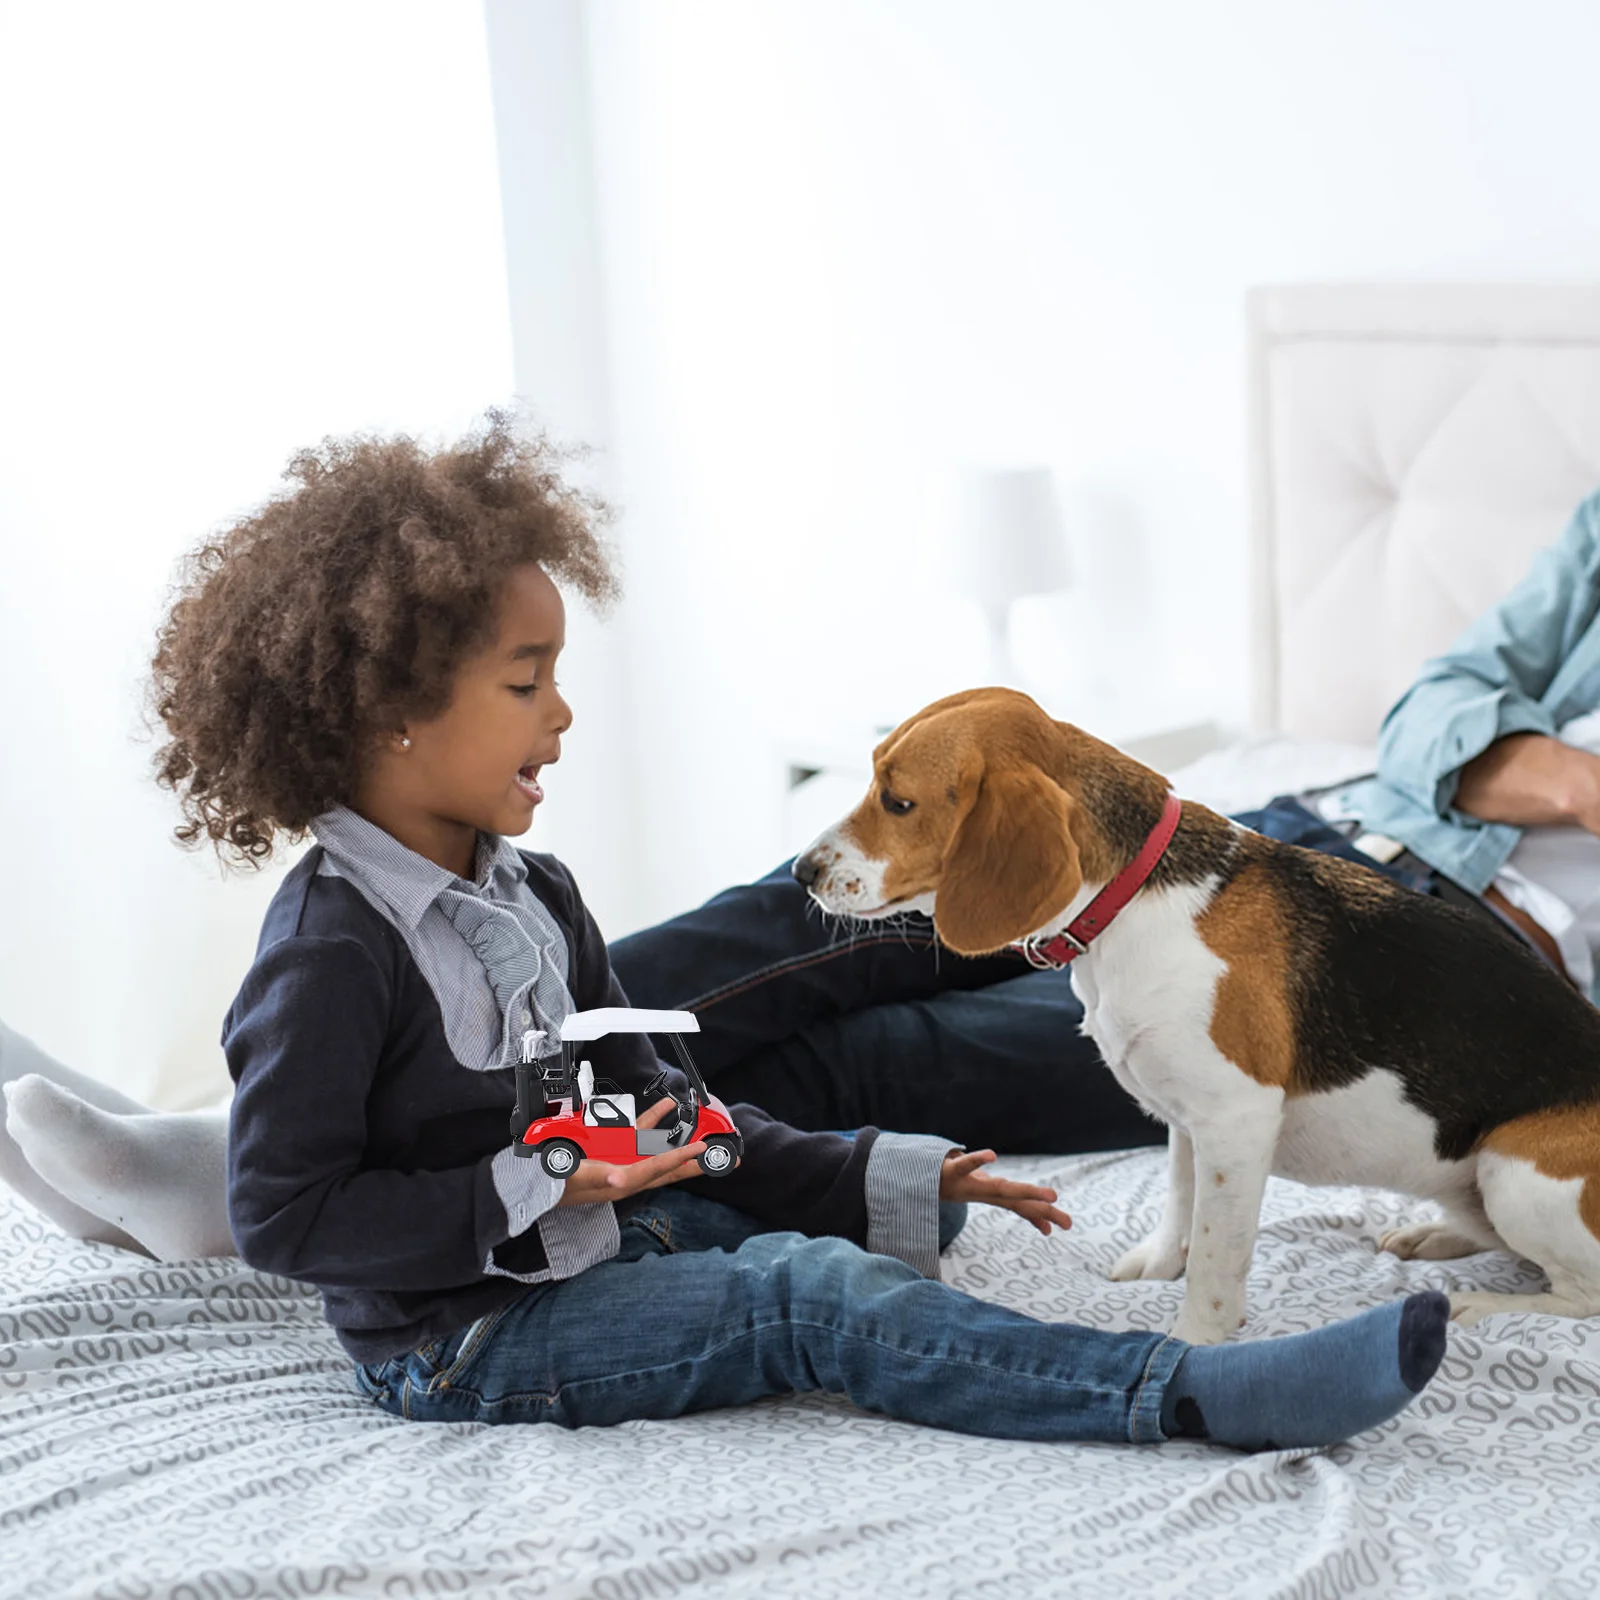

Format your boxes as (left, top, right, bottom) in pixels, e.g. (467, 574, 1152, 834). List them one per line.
(539, 1139, 583, 1179)
(698, 1137, 737, 1175)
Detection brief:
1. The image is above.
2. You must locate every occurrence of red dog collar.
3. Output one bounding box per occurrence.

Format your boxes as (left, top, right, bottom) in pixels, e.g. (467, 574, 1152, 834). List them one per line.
(1010, 791, 1183, 968)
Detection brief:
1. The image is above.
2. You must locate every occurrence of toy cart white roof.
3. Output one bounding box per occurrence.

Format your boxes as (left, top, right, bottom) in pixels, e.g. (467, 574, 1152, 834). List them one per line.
(558, 1007, 699, 1042)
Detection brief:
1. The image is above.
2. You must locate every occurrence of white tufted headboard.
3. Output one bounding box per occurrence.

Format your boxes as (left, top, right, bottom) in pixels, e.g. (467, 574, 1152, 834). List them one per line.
(1248, 285, 1600, 742)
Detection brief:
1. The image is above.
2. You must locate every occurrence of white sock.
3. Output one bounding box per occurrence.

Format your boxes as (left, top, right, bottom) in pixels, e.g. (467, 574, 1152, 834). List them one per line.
(0, 1017, 234, 1260)
(0, 1017, 154, 1252)
(4, 1077, 233, 1260)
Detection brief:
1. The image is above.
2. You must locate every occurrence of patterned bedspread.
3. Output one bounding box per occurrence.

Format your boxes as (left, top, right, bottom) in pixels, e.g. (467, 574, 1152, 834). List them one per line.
(4, 1148, 1598, 1599)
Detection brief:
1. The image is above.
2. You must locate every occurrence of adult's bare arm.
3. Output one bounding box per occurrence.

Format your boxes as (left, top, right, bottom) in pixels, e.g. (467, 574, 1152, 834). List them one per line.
(1454, 732, 1600, 835)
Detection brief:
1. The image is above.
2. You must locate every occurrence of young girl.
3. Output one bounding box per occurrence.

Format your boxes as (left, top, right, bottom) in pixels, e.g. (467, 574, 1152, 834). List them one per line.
(6, 414, 1451, 1448)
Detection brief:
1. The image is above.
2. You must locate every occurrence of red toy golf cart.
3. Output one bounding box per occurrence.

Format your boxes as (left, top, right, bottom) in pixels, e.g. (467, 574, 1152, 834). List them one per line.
(509, 1007, 743, 1180)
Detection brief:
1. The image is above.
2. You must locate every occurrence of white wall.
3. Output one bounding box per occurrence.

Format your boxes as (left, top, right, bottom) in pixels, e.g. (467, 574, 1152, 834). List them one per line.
(520, 0, 1600, 936)
(0, 2, 514, 1106)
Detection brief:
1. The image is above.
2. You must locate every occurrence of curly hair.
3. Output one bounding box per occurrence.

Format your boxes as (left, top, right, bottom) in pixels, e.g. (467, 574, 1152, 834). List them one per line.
(143, 409, 619, 872)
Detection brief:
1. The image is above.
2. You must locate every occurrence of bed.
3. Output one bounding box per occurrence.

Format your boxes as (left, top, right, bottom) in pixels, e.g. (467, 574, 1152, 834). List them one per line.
(8, 284, 1600, 1598)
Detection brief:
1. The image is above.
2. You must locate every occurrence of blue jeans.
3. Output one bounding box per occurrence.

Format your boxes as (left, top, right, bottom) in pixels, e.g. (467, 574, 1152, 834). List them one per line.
(353, 1184, 1184, 1442)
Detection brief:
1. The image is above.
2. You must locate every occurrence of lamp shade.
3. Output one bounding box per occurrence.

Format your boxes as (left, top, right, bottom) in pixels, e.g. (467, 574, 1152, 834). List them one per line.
(957, 468, 1073, 618)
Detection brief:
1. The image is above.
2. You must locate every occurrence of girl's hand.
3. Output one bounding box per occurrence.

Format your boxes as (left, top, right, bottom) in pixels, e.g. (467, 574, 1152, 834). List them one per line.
(554, 1096, 722, 1206)
(939, 1148, 1073, 1237)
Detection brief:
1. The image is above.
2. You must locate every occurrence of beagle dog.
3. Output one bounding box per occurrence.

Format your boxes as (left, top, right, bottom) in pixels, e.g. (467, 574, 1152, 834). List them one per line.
(793, 686, 1600, 1345)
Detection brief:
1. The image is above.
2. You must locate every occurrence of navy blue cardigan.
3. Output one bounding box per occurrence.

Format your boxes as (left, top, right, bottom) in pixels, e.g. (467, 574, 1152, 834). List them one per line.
(222, 844, 883, 1362)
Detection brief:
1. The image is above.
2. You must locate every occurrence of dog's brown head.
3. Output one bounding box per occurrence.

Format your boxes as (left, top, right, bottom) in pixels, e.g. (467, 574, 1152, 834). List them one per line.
(794, 687, 1164, 955)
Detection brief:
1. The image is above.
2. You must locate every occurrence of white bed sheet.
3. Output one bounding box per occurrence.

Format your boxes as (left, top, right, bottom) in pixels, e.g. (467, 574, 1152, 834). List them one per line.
(5, 1143, 1600, 1600)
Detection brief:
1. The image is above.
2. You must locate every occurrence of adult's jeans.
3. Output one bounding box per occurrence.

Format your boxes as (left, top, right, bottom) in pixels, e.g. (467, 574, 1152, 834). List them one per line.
(607, 858, 1159, 1154)
(605, 796, 1513, 1153)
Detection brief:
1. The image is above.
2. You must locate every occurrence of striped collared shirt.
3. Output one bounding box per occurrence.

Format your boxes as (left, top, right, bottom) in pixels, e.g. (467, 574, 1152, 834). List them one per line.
(307, 804, 617, 1284)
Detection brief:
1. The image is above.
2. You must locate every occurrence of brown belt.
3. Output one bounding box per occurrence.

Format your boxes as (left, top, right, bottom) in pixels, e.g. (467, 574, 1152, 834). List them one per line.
(1481, 885, 1571, 978)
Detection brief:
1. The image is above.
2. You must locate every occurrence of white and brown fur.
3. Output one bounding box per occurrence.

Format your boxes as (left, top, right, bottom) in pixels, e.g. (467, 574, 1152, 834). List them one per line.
(794, 687, 1600, 1344)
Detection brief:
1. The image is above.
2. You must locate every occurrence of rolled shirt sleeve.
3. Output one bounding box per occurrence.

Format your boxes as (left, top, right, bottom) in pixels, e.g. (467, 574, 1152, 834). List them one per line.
(864, 1131, 960, 1279)
(489, 1143, 565, 1235)
(1336, 489, 1600, 892)
(1376, 490, 1600, 818)
(486, 1145, 620, 1283)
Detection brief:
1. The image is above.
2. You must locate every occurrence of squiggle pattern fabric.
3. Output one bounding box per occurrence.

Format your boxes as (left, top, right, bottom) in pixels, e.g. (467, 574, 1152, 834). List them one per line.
(3, 1149, 1598, 1598)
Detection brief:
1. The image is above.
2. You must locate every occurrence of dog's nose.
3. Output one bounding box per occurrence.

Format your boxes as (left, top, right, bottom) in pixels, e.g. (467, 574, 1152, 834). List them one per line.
(791, 854, 820, 888)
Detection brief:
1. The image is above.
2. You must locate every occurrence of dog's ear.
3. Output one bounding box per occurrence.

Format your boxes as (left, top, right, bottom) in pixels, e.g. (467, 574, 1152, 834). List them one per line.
(933, 767, 1083, 956)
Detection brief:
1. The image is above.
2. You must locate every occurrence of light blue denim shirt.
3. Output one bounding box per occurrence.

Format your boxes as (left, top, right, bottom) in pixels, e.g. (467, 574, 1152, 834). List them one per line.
(1330, 488, 1600, 980)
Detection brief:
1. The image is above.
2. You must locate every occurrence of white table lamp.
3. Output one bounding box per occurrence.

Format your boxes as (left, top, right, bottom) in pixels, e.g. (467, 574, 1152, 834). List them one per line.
(958, 467, 1073, 685)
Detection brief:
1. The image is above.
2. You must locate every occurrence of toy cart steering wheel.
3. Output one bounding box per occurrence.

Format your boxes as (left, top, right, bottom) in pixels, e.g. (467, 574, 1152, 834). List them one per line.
(642, 1068, 694, 1144)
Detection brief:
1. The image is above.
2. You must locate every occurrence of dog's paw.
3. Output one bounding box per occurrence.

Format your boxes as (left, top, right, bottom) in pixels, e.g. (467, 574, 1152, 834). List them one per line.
(1378, 1222, 1485, 1261)
(1110, 1235, 1189, 1282)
